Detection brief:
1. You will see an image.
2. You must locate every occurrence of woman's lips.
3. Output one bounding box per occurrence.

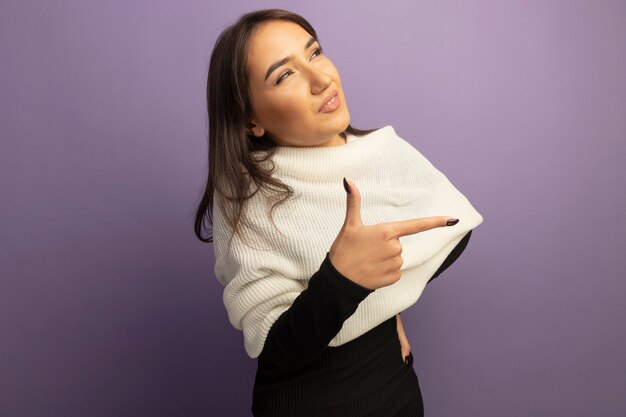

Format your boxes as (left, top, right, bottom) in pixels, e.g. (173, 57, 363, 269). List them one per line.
(319, 93, 340, 113)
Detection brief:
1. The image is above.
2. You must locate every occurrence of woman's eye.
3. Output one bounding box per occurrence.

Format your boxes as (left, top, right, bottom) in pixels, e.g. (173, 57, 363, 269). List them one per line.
(311, 47, 323, 59)
(275, 47, 324, 86)
(276, 70, 292, 85)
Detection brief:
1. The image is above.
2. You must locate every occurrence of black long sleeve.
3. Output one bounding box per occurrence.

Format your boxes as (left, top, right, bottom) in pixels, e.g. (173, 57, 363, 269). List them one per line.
(257, 252, 375, 369)
(258, 230, 474, 369)
(427, 229, 473, 284)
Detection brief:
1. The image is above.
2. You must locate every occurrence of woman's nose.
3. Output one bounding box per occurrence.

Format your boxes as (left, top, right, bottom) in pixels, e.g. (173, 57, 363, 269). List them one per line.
(308, 67, 332, 94)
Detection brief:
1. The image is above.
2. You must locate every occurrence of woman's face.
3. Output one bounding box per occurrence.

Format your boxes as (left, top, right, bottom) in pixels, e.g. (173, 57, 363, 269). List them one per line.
(246, 20, 350, 147)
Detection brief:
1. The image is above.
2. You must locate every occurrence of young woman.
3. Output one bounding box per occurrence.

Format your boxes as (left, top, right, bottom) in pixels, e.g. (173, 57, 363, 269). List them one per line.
(194, 8, 483, 417)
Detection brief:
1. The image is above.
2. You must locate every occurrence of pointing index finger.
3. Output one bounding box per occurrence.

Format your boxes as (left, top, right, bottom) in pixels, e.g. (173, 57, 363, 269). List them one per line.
(388, 216, 459, 238)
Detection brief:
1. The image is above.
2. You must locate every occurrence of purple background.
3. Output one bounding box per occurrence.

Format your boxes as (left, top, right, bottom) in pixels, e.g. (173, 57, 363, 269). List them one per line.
(2, 1, 625, 416)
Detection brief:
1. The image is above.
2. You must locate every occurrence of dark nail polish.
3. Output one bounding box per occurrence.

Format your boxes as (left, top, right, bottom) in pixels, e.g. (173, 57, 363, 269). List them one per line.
(446, 218, 459, 226)
(343, 177, 351, 193)
(404, 355, 409, 365)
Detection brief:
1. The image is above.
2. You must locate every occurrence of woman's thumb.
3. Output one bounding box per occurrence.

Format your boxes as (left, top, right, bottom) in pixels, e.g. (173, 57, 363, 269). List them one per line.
(343, 178, 362, 226)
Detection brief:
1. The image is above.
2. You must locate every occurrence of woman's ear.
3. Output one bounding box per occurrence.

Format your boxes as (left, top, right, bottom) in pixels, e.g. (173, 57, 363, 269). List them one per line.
(246, 120, 265, 137)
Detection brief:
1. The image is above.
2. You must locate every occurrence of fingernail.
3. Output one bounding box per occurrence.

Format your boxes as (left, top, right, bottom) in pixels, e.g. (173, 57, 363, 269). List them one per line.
(343, 177, 351, 193)
(446, 218, 459, 226)
(404, 355, 409, 365)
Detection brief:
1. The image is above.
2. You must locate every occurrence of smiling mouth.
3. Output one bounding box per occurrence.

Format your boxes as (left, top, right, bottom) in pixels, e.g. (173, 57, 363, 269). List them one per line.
(319, 90, 338, 112)
(319, 91, 340, 113)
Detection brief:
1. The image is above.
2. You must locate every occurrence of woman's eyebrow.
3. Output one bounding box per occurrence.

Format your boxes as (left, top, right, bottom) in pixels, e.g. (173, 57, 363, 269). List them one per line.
(264, 36, 317, 81)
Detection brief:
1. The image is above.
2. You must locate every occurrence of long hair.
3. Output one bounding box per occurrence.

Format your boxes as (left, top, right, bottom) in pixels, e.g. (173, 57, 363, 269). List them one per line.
(194, 8, 378, 246)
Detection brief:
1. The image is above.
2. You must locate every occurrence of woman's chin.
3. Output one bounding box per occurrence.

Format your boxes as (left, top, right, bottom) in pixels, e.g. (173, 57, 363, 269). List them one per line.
(327, 110, 350, 131)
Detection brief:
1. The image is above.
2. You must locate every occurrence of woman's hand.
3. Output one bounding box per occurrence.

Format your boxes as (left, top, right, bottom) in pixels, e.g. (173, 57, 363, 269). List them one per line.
(396, 314, 413, 364)
(329, 178, 458, 291)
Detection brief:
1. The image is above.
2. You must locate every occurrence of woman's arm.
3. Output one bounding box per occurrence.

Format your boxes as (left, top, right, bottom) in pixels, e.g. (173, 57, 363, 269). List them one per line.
(258, 252, 375, 369)
(260, 230, 475, 368)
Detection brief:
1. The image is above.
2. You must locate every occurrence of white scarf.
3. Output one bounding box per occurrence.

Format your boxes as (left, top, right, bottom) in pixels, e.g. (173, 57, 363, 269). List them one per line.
(213, 125, 484, 358)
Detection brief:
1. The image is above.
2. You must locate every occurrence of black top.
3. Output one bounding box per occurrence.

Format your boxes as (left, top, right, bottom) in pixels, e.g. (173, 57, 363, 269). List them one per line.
(252, 230, 473, 417)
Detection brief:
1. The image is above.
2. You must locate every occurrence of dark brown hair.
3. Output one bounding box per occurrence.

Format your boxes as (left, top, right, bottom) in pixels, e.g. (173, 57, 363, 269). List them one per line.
(193, 8, 378, 246)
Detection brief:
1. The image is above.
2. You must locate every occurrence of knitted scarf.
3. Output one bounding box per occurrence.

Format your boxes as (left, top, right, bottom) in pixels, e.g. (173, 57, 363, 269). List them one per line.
(213, 125, 484, 358)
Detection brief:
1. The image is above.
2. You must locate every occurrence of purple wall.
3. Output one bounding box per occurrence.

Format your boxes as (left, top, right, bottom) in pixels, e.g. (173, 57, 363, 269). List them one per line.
(1, 1, 625, 416)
